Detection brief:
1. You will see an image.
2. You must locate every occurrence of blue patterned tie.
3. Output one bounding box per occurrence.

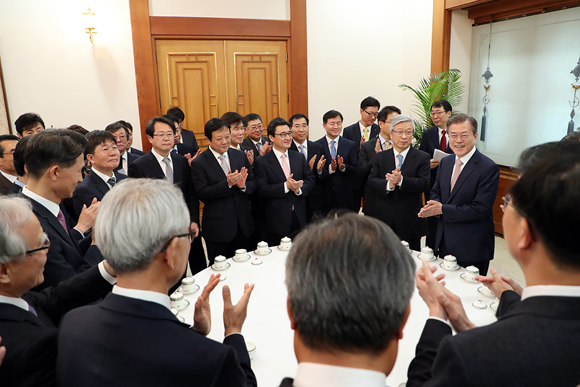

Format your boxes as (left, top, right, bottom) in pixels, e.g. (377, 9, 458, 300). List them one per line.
(299, 145, 307, 160)
(330, 140, 337, 159)
(397, 154, 403, 169)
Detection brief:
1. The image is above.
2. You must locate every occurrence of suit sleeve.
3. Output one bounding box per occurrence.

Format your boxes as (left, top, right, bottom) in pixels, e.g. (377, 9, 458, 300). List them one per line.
(128, 161, 144, 178)
(430, 164, 443, 203)
(496, 290, 521, 319)
(300, 155, 315, 196)
(72, 186, 96, 219)
(213, 334, 257, 387)
(191, 158, 234, 202)
(357, 143, 373, 179)
(401, 152, 431, 193)
(367, 154, 388, 196)
(254, 158, 287, 198)
(183, 161, 200, 224)
(340, 142, 358, 176)
(243, 154, 258, 195)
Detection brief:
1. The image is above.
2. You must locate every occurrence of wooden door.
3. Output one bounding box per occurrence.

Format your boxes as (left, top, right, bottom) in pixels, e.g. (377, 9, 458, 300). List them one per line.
(156, 39, 288, 149)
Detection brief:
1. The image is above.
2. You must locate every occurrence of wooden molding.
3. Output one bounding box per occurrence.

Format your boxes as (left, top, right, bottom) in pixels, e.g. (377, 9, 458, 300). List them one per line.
(445, 0, 493, 11)
(150, 16, 291, 37)
(431, 0, 452, 73)
(289, 0, 308, 117)
(468, 0, 580, 23)
(493, 165, 519, 235)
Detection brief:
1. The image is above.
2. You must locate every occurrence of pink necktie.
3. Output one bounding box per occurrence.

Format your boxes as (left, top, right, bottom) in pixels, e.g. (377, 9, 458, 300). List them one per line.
(281, 154, 290, 179)
(57, 209, 70, 236)
(450, 158, 463, 192)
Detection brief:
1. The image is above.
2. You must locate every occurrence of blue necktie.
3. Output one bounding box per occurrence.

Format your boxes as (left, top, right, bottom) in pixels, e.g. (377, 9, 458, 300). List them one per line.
(397, 154, 403, 169)
(299, 145, 307, 160)
(330, 140, 337, 159)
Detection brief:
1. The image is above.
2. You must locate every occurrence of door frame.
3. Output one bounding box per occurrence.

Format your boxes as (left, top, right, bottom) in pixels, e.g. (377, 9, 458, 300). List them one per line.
(128, 0, 307, 152)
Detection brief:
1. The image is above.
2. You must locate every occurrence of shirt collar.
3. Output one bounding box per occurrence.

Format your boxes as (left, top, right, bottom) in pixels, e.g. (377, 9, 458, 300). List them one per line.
(0, 295, 30, 311)
(293, 140, 307, 150)
(521, 285, 580, 300)
(456, 145, 477, 165)
(378, 134, 391, 146)
(358, 121, 370, 131)
(112, 285, 171, 309)
(209, 146, 228, 161)
(439, 127, 448, 135)
(326, 135, 340, 145)
(230, 144, 241, 151)
(272, 147, 288, 160)
(393, 146, 411, 160)
(151, 148, 172, 165)
(293, 362, 386, 387)
(91, 167, 114, 185)
(0, 170, 17, 183)
(22, 187, 60, 217)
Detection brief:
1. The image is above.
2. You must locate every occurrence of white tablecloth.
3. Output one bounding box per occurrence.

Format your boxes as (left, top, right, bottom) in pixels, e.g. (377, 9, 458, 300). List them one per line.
(179, 247, 498, 386)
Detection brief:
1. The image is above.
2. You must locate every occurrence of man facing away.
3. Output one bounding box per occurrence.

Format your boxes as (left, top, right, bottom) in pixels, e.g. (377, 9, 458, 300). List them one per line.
(280, 213, 414, 387)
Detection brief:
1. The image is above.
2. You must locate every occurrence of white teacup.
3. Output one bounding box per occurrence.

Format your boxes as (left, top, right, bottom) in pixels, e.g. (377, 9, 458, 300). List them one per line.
(257, 241, 269, 254)
(214, 255, 227, 269)
(246, 341, 257, 361)
(421, 247, 434, 259)
(181, 276, 196, 292)
(465, 265, 479, 280)
(170, 292, 187, 310)
(443, 255, 458, 269)
(235, 249, 248, 259)
(280, 237, 292, 250)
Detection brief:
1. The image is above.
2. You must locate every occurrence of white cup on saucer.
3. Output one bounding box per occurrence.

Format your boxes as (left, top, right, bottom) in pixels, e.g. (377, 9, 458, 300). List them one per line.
(257, 241, 269, 254)
(443, 255, 458, 269)
(420, 247, 434, 260)
(235, 249, 248, 259)
(214, 255, 227, 269)
(280, 237, 292, 250)
(465, 265, 479, 281)
(181, 277, 196, 292)
(170, 292, 187, 310)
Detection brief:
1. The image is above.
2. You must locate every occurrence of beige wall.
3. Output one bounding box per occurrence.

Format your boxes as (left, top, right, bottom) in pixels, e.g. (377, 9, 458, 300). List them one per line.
(149, 0, 290, 19)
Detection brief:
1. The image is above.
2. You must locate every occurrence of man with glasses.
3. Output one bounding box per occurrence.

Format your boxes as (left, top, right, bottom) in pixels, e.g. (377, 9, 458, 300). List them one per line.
(418, 114, 499, 275)
(105, 121, 141, 175)
(242, 113, 272, 159)
(254, 117, 314, 246)
(367, 115, 430, 251)
(0, 196, 116, 387)
(167, 107, 200, 155)
(0, 134, 19, 195)
(419, 100, 455, 250)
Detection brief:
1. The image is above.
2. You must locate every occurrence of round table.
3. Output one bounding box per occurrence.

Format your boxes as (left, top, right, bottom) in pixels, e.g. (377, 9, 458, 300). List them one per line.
(178, 247, 498, 386)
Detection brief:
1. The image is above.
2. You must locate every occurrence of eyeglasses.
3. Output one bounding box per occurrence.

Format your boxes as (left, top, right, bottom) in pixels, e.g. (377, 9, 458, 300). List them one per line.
(160, 231, 196, 252)
(273, 131, 293, 138)
(2, 149, 15, 155)
(392, 130, 413, 137)
(430, 110, 447, 117)
(114, 135, 127, 140)
(503, 194, 537, 242)
(449, 133, 473, 140)
(25, 233, 50, 255)
(363, 109, 378, 118)
(152, 133, 174, 139)
(248, 124, 263, 131)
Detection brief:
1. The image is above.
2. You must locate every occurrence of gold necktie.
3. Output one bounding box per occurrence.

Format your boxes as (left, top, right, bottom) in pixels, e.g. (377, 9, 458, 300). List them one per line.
(363, 127, 369, 142)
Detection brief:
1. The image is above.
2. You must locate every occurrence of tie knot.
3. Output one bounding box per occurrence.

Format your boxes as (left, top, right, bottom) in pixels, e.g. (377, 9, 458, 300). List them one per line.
(331, 140, 335, 145)
(218, 154, 225, 161)
(442, 130, 446, 135)
(107, 176, 116, 187)
(281, 153, 287, 160)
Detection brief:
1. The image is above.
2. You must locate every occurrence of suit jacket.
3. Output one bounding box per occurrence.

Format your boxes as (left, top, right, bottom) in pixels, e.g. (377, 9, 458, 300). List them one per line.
(430, 149, 499, 263)
(358, 136, 385, 215)
(314, 136, 358, 212)
(0, 172, 13, 194)
(343, 122, 380, 148)
(172, 142, 195, 157)
(191, 148, 256, 243)
(419, 126, 454, 196)
(9, 180, 25, 195)
(289, 140, 326, 216)
(407, 295, 580, 387)
(254, 149, 315, 236)
(242, 136, 270, 161)
(129, 151, 199, 224)
(24, 197, 104, 291)
(57, 293, 257, 387)
(114, 151, 141, 174)
(0, 265, 113, 387)
(180, 128, 200, 154)
(129, 147, 145, 156)
(367, 147, 430, 240)
(72, 170, 127, 217)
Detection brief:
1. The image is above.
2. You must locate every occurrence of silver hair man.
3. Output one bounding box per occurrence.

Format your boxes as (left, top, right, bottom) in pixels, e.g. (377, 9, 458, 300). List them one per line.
(0, 196, 36, 264)
(389, 114, 415, 133)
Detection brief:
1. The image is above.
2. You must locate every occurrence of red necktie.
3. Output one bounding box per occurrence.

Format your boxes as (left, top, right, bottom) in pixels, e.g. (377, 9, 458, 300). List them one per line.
(57, 209, 70, 236)
(440, 130, 447, 152)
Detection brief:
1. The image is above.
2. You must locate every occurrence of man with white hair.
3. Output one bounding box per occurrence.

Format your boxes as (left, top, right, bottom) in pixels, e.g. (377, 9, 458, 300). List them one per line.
(366, 114, 431, 251)
(57, 179, 257, 387)
(0, 196, 116, 387)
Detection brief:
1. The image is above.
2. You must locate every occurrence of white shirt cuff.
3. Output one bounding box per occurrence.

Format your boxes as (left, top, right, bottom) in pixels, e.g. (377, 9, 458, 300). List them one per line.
(283, 182, 289, 194)
(98, 261, 117, 285)
(428, 316, 450, 326)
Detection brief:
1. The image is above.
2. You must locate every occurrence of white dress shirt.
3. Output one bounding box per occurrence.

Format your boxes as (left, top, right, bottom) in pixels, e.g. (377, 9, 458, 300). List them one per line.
(293, 362, 386, 387)
(151, 148, 173, 179)
(272, 147, 302, 195)
(112, 285, 171, 309)
(521, 285, 580, 300)
(0, 170, 17, 183)
(358, 121, 371, 140)
(386, 146, 410, 191)
(92, 168, 116, 189)
(293, 140, 308, 159)
(450, 145, 477, 186)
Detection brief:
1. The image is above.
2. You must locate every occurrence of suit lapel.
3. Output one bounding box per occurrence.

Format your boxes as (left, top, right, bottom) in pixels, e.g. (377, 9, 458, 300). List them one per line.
(205, 149, 227, 178)
(0, 304, 48, 327)
(89, 171, 110, 196)
(448, 151, 480, 202)
(227, 149, 243, 172)
(401, 148, 417, 174)
(267, 152, 287, 182)
(145, 153, 166, 180)
(31, 200, 77, 249)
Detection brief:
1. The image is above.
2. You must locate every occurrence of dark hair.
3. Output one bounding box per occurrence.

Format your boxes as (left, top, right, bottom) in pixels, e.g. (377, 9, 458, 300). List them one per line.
(15, 113, 45, 136)
(220, 112, 245, 127)
(204, 118, 230, 140)
(431, 100, 452, 113)
(561, 131, 580, 142)
(67, 125, 89, 136)
(145, 117, 176, 137)
(162, 115, 179, 127)
(267, 117, 291, 137)
(0, 135, 19, 158)
(85, 130, 117, 156)
(377, 106, 402, 123)
(166, 107, 185, 121)
(288, 113, 309, 126)
(447, 113, 478, 134)
(517, 142, 559, 174)
(105, 122, 130, 138)
(24, 129, 87, 178)
(118, 120, 133, 134)
(245, 113, 262, 125)
(360, 96, 380, 110)
(510, 141, 580, 270)
(13, 136, 31, 177)
(323, 110, 343, 124)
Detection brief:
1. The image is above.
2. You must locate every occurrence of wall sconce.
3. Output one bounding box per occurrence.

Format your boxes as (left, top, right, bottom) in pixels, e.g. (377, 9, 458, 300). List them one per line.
(82, 8, 97, 44)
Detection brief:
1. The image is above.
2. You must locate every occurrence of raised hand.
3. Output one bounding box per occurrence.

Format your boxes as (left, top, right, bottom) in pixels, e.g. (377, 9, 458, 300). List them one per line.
(236, 167, 248, 189)
(308, 155, 316, 171)
(223, 283, 255, 336)
(317, 155, 326, 173)
(192, 274, 221, 336)
(76, 197, 100, 234)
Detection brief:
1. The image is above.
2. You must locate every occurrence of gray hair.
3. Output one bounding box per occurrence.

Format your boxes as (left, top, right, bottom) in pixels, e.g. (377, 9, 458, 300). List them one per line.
(95, 178, 190, 274)
(389, 114, 415, 133)
(0, 196, 34, 264)
(285, 213, 415, 354)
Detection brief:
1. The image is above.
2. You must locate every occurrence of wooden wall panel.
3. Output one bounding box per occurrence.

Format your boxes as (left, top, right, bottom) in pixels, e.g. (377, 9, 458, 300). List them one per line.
(494, 165, 519, 236)
(431, 0, 452, 73)
(150, 17, 290, 37)
(289, 0, 308, 116)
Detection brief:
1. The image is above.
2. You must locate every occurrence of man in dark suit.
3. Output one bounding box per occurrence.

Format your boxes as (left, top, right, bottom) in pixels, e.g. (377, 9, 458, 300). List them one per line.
(367, 115, 430, 251)
(105, 121, 141, 175)
(288, 113, 326, 221)
(163, 114, 196, 157)
(254, 117, 315, 246)
(419, 100, 454, 249)
(359, 106, 401, 216)
(0, 196, 116, 387)
(21, 130, 103, 290)
(129, 116, 205, 273)
(419, 114, 499, 274)
(280, 213, 414, 386)
(314, 110, 358, 213)
(408, 140, 580, 387)
(119, 120, 146, 156)
(8, 135, 31, 194)
(72, 131, 127, 217)
(0, 134, 19, 195)
(56, 179, 257, 387)
(221, 112, 254, 162)
(191, 118, 256, 265)
(167, 106, 200, 154)
(242, 113, 272, 159)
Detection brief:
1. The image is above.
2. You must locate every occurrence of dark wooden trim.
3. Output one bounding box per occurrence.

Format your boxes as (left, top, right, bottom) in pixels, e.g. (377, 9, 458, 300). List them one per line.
(446, 0, 493, 10)
(431, 0, 452, 73)
(493, 165, 519, 236)
(0, 56, 12, 135)
(469, 1, 580, 23)
(150, 16, 291, 37)
(128, 0, 157, 152)
(289, 0, 308, 117)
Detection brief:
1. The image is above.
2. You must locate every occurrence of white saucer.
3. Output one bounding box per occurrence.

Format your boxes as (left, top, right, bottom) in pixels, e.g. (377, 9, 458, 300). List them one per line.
(439, 262, 460, 271)
(417, 253, 437, 262)
(172, 299, 190, 312)
(477, 285, 495, 298)
(251, 259, 263, 265)
(277, 245, 291, 251)
(211, 262, 231, 271)
(460, 273, 479, 283)
(233, 253, 251, 262)
(254, 248, 272, 256)
(179, 284, 200, 294)
(472, 300, 487, 309)
(490, 301, 499, 312)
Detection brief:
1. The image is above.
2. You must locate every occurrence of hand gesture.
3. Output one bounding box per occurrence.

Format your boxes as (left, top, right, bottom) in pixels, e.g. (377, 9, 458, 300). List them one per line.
(430, 159, 440, 169)
(192, 274, 221, 336)
(475, 267, 523, 298)
(386, 167, 402, 189)
(245, 150, 254, 165)
(374, 138, 382, 154)
(360, 136, 365, 147)
(308, 155, 316, 171)
(0, 337, 5, 366)
(226, 169, 241, 187)
(76, 197, 100, 234)
(286, 173, 304, 194)
(337, 155, 345, 171)
(418, 200, 443, 218)
(317, 155, 326, 173)
(185, 150, 202, 167)
(223, 283, 255, 336)
(260, 142, 272, 156)
(236, 167, 248, 189)
(437, 287, 476, 333)
(416, 261, 447, 319)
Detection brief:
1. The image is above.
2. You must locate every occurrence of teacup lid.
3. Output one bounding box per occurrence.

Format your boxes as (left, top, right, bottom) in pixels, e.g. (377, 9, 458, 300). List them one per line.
(215, 255, 226, 262)
(258, 241, 268, 246)
(421, 247, 433, 253)
(466, 265, 479, 273)
(401, 240, 409, 246)
(281, 237, 291, 242)
(170, 292, 184, 301)
(444, 255, 457, 261)
(236, 249, 247, 254)
(182, 277, 195, 285)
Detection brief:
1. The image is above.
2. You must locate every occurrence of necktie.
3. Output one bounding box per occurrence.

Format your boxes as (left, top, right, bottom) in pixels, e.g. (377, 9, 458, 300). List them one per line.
(256, 142, 262, 152)
(281, 154, 291, 179)
(299, 145, 307, 160)
(107, 176, 116, 187)
(57, 209, 69, 236)
(450, 158, 463, 192)
(363, 127, 369, 142)
(162, 157, 174, 184)
(218, 154, 229, 176)
(330, 140, 337, 159)
(28, 304, 38, 317)
(440, 130, 447, 152)
(396, 154, 403, 169)
(171, 148, 178, 154)
(384, 141, 391, 151)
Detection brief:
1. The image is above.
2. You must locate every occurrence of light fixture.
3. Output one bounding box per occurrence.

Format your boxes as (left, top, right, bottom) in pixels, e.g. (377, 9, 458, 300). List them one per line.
(82, 7, 97, 44)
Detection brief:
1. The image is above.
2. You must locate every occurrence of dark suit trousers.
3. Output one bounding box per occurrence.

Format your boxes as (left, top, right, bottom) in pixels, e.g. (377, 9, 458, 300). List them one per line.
(438, 237, 490, 275)
(205, 224, 249, 266)
(189, 235, 207, 275)
(264, 211, 300, 247)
